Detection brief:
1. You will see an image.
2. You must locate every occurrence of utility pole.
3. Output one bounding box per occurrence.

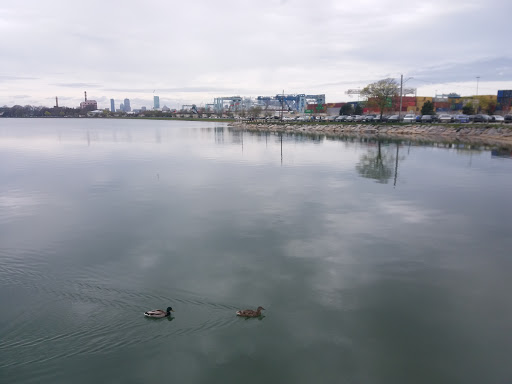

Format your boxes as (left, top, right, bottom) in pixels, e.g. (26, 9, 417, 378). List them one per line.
(476, 76, 480, 96)
(280, 89, 284, 121)
(399, 74, 403, 121)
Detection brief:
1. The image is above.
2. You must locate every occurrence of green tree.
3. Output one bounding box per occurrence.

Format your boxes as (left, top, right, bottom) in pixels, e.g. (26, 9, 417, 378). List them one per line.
(477, 98, 497, 115)
(360, 78, 399, 119)
(462, 103, 474, 115)
(486, 101, 496, 115)
(340, 103, 353, 115)
(421, 101, 435, 115)
(354, 103, 363, 115)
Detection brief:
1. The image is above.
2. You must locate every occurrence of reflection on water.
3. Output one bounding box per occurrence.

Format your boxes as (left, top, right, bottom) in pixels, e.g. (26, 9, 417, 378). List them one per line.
(1, 119, 512, 383)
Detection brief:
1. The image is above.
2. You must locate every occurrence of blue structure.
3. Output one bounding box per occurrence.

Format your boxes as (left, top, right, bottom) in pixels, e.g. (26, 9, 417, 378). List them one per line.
(154, 96, 160, 109)
(497, 90, 512, 110)
(123, 98, 131, 112)
(110, 99, 115, 112)
(257, 94, 325, 113)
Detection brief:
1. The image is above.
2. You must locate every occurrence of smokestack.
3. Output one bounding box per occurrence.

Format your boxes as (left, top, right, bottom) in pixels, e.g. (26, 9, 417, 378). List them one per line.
(84, 91, 87, 101)
(55, 96, 59, 108)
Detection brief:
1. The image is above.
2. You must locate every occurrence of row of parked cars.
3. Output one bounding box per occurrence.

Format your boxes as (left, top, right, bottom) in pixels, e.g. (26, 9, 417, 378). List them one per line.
(324, 113, 512, 124)
(264, 114, 512, 123)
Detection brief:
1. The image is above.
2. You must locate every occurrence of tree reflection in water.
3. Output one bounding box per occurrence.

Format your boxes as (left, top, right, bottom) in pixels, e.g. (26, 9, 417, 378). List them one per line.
(356, 140, 395, 183)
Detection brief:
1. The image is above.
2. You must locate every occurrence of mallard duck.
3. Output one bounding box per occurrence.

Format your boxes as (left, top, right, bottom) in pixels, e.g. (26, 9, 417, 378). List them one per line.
(144, 307, 174, 318)
(236, 306, 265, 317)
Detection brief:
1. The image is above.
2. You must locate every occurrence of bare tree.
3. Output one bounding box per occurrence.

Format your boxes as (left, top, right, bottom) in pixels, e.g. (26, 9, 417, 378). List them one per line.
(360, 78, 399, 119)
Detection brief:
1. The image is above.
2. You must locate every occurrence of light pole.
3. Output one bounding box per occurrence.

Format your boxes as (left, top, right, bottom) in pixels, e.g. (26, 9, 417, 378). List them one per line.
(398, 75, 413, 121)
(399, 75, 403, 121)
(476, 76, 480, 96)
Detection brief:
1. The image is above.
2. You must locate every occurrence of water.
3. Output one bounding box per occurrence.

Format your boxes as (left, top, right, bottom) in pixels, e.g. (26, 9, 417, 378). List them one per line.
(1, 118, 511, 383)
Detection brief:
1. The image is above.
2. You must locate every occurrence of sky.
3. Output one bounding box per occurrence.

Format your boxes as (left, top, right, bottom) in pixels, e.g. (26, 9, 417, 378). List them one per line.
(1, 0, 511, 109)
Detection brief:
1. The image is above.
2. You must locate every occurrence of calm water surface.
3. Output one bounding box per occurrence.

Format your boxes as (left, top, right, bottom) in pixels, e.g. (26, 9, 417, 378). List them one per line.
(1, 119, 511, 383)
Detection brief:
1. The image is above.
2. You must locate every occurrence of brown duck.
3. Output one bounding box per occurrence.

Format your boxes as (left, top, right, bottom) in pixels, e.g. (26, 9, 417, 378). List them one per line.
(144, 307, 174, 318)
(236, 306, 265, 317)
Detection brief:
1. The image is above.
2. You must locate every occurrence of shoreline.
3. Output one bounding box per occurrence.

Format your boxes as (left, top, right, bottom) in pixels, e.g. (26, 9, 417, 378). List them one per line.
(229, 121, 512, 148)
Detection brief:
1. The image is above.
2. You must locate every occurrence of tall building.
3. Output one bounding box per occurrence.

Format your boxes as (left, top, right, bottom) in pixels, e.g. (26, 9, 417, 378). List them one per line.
(154, 96, 160, 109)
(110, 99, 115, 112)
(123, 98, 131, 112)
(120, 102, 124, 112)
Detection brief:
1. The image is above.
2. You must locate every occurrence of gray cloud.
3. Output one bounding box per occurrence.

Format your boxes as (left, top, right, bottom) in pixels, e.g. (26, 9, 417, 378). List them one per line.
(54, 83, 101, 88)
(0, 76, 39, 81)
(1, 0, 511, 108)
(410, 57, 512, 84)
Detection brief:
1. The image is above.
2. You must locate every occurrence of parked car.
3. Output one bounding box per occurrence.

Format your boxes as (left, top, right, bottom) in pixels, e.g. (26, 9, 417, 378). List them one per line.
(505, 115, 512, 123)
(402, 114, 416, 123)
(345, 116, 354, 122)
(335, 115, 347, 122)
(387, 115, 400, 123)
(353, 115, 365, 122)
(453, 114, 470, 123)
(421, 114, 438, 123)
(472, 114, 491, 122)
(438, 114, 454, 123)
(327, 115, 338, 121)
(491, 115, 505, 122)
(365, 114, 378, 122)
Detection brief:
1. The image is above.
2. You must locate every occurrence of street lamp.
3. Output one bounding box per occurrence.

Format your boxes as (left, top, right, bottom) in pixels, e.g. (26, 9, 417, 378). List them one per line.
(399, 75, 413, 121)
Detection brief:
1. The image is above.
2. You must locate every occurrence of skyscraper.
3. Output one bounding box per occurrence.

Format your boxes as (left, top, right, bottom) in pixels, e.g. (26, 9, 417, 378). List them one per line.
(154, 96, 160, 110)
(110, 99, 115, 112)
(123, 98, 131, 112)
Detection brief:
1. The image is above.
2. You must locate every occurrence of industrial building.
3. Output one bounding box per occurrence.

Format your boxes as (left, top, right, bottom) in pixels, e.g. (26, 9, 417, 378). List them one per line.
(209, 93, 325, 114)
(79, 91, 97, 110)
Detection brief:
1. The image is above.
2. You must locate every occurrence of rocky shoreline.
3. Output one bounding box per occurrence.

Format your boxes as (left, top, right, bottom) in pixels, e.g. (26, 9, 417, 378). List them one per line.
(229, 121, 512, 148)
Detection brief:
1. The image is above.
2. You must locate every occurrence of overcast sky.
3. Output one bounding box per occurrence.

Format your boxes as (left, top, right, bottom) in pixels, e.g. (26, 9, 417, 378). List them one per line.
(1, 0, 511, 109)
